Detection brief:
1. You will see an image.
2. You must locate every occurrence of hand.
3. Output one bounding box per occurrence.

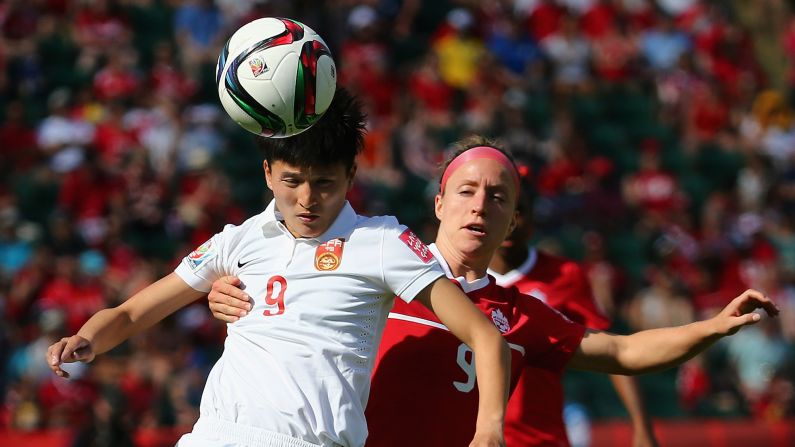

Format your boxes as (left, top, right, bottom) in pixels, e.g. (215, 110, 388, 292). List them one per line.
(208, 276, 252, 323)
(46, 335, 94, 379)
(713, 289, 779, 336)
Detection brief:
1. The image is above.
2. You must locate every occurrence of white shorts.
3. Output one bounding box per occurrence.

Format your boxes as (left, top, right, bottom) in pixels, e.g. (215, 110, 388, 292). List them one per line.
(176, 417, 322, 447)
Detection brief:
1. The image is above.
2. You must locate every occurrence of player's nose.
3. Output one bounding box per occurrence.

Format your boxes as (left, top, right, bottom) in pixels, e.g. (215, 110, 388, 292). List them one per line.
(297, 183, 318, 209)
(470, 189, 487, 215)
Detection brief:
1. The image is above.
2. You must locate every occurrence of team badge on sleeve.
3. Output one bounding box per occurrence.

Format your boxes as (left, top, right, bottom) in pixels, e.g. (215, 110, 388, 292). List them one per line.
(186, 239, 216, 271)
(315, 238, 345, 271)
(399, 229, 433, 263)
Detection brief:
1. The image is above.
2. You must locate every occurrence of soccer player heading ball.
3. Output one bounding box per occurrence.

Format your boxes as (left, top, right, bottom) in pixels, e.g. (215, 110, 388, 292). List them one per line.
(209, 137, 780, 447)
(47, 89, 512, 447)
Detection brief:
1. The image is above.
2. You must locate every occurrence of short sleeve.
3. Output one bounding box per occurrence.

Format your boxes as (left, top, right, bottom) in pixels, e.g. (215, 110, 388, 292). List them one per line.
(517, 296, 587, 372)
(174, 233, 226, 292)
(379, 223, 445, 302)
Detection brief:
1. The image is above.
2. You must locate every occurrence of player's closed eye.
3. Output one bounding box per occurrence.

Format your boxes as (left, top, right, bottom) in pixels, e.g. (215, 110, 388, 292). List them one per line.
(314, 178, 335, 187)
(491, 193, 506, 203)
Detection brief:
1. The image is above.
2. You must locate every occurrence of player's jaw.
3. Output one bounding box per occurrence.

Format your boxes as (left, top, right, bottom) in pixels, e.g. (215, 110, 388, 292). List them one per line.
(265, 160, 352, 239)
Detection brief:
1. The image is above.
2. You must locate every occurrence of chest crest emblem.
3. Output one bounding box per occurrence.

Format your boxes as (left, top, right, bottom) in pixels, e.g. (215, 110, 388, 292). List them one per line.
(315, 238, 345, 271)
(491, 309, 511, 333)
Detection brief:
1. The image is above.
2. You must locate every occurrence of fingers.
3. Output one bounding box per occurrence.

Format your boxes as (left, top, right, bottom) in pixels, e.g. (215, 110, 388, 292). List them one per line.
(208, 291, 250, 312)
(61, 336, 93, 364)
(736, 289, 780, 317)
(209, 277, 251, 310)
(47, 339, 70, 378)
(210, 304, 246, 323)
(734, 312, 762, 330)
(219, 275, 241, 287)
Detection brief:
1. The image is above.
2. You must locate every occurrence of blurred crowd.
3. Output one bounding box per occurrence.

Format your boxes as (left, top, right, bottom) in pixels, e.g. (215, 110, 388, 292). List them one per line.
(2, 0, 795, 444)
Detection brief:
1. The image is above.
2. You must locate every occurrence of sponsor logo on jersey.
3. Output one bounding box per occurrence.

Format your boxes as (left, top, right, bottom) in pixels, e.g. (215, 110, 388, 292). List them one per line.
(491, 309, 511, 333)
(399, 229, 433, 263)
(315, 238, 345, 271)
(187, 239, 215, 271)
(249, 57, 268, 77)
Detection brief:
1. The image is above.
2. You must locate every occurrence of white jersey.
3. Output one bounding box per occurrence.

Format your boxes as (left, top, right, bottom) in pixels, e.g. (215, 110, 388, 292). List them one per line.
(174, 200, 444, 447)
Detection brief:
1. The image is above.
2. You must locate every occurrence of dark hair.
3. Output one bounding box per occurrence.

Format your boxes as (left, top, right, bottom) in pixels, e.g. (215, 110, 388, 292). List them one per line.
(438, 135, 519, 191)
(259, 87, 366, 171)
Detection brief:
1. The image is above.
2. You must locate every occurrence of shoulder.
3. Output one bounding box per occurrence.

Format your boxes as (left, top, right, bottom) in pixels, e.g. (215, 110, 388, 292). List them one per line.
(537, 250, 586, 278)
(479, 280, 519, 305)
(351, 214, 402, 232)
(215, 212, 266, 247)
(350, 214, 420, 244)
(513, 286, 573, 322)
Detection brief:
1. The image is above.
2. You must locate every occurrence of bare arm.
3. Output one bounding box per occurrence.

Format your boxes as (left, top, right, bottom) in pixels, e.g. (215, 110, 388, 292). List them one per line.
(609, 375, 659, 447)
(568, 289, 778, 374)
(415, 277, 510, 447)
(47, 273, 205, 377)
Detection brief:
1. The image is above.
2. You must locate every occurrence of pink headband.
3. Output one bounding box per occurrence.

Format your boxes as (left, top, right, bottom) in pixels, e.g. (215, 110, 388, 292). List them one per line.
(440, 146, 520, 194)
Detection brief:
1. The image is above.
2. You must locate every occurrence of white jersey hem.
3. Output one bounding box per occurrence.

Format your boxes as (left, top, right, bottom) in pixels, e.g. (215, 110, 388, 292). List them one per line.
(190, 417, 323, 447)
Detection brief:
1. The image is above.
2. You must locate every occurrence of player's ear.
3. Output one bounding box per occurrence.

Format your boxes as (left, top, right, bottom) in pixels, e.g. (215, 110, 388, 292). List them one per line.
(263, 160, 273, 190)
(507, 209, 519, 235)
(347, 163, 357, 189)
(434, 193, 444, 220)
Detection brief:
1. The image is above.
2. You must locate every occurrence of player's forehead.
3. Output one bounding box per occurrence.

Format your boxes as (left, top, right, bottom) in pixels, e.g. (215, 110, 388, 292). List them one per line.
(446, 159, 516, 192)
(270, 159, 349, 177)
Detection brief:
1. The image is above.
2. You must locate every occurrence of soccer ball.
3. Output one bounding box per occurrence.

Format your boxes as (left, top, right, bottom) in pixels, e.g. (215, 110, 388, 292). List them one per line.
(216, 17, 336, 137)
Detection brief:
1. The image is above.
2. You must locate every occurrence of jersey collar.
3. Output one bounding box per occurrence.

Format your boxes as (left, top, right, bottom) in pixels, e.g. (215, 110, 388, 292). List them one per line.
(261, 199, 357, 243)
(487, 247, 538, 287)
(428, 243, 490, 293)
(314, 201, 357, 243)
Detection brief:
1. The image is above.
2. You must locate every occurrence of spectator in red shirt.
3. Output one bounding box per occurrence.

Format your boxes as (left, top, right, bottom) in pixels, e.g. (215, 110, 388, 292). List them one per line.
(591, 21, 639, 83)
(525, 0, 565, 42)
(339, 5, 397, 119)
(72, 0, 131, 66)
(407, 53, 455, 123)
(93, 101, 136, 169)
(148, 41, 198, 102)
(36, 255, 105, 334)
(623, 139, 681, 217)
(93, 50, 141, 102)
(580, 0, 618, 39)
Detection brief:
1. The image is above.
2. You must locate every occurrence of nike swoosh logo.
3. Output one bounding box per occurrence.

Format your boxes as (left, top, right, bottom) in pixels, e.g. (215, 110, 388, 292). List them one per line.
(238, 259, 253, 268)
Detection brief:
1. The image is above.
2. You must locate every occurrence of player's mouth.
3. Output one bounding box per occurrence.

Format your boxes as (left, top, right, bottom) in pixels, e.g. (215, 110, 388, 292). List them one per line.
(464, 223, 487, 237)
(297, 213, 319, 223)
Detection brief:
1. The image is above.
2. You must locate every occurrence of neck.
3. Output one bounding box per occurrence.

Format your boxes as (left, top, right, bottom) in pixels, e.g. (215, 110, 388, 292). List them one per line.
(489, 244, 529, 275)
(433, 238, 490, 283)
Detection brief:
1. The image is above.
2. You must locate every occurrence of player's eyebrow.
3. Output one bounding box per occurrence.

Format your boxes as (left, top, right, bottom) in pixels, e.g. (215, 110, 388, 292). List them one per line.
(454, 179, 479, 188)
(279, 170, 305, 179)
(454, 179, 511, 193)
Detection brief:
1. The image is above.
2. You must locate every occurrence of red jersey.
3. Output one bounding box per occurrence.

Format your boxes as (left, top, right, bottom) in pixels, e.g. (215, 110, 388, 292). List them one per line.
(366, 247, 586, 446)
(489, 249, 610, 447)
